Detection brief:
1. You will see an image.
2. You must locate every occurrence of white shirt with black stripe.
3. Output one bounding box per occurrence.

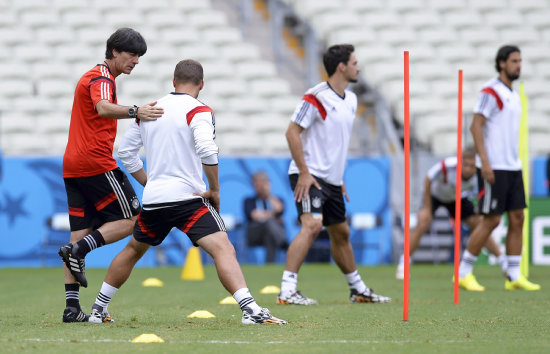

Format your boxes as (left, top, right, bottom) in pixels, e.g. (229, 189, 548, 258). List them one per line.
(288, 81, 357, 186)
(118, 93, 218, 207)
(473, 78, 522, 171)
(427, 157, 477, 203)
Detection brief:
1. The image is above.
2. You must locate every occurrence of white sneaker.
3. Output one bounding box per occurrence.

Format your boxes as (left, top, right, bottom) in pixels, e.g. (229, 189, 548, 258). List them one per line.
(396, 263, 404, 280)
(241, 307, 287, 325)
(277, 290, 318, 305)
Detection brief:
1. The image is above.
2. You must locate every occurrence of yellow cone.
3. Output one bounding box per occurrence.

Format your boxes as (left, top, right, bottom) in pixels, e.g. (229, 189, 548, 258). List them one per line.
(181, 247, 204, 280)
(219, 296, 238, 305)
(187, 310, 216, 318)
(260, 285, 281, 294)
(142, 277, 164, 287)
(132, 333, 165, 343)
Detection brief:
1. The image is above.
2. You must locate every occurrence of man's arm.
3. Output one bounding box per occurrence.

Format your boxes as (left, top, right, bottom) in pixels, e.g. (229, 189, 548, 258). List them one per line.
(285, 121, 321, 202)
(201, 164, 220, 212)
(118, 120, 146, 186)
(470, 113, 494, 184)
(95, 100, 163, 121)
(422, 177, 432, 211)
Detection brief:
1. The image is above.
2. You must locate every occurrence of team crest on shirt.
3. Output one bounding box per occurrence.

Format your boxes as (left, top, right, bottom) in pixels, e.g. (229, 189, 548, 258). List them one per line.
(312, 196, 322, 208)
(132, 197, 140, 210)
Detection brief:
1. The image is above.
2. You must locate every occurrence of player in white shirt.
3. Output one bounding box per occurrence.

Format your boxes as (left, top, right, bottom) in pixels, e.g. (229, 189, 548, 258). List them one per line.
(278, 44, 391, 305)
(458, 45, 540, 291)
(86, 60, 287, 325)
(395, 148, 506, 280)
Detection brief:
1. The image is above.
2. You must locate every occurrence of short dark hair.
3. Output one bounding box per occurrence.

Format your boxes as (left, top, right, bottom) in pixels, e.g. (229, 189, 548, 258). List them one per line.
(105, 28, 147, 59)
(174, 59, 203, 85)
(495, 45, 520, 73)
(323, 44, 355, 77)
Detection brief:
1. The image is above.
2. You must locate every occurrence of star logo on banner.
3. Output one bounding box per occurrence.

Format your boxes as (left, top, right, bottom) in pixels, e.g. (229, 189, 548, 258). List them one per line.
(0, 192, 29, 227)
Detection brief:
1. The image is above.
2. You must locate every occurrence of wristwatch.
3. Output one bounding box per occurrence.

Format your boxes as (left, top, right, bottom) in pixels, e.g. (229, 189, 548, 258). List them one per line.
(128, 105, 138, 118)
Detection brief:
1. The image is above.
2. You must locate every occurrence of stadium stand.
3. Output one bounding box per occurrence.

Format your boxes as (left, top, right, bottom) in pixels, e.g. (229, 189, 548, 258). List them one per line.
(0, 0, 549, 158)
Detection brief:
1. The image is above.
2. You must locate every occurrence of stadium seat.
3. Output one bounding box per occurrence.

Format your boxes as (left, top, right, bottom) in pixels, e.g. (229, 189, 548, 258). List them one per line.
(226, 97, 268, 115)
(52, 0, 89, 12)
(485, 11, 525, 29)
(5, 132, 51, 154)
(460, 26, 500, 45)
(216, 132, 261, 154)
(344, 0, 384, 13)
(500, 27, 540, 44)
(309, 11, 362, 38)
(428, 0, 467, 12)
(510, 0, 548, 11)
(146, 10, 186, 29)
(363, 11, 401, 29)
(437, 44, 477, 63)
(387, 0, 425, 12)
(413, 61, 453, 80)
(355, 45, 395, 64)
(403, 10, 442, 29)
(0, 28, 33, 46)
(419, 26, 458, 46)
(248, 114, 290, 134)
(214, 113, 249, 135)
(178, 44, 221, 62)
(467, 0, 507, 13)
(236, 60, 278, 80)
(159, 28, 200, 46)
(104, 11, 144, 28)
(529, 133, 550, 155)
(220, 43, 262, 63)
(37, 27, 77, 45)
(202, 60, 236, 80)
(133, 0, 171, 11)
(202, 27, 243, 46)
(524, 11, 550, 30)
(13, 96, 53, 113)
(61, 10, 102, 28)
(249, 79, 291, 97)
(36, 115, 70, 134)
(37, 79, 74, 98)
(443, 10, 483, 29)
(187, 10, 229, 30)
(119, 79, 162, 101)
(268, 95, 300, 116)
(294, 0, 341, 19)
(0, 62, 31, 80)
(20, 10, 60, 28)
(524, 80, 550, 98)
(430, 131, 458, 156)
(202, 79, 248, 98)
(0, 80, 34, 97)
(0, 112, 36, 134)
(261, 132, 289, 154)
(54, 45, 96, 63)
(170, 0, 213, 12)
(327, 28, 377, 48)
(528, 114, 550, 134)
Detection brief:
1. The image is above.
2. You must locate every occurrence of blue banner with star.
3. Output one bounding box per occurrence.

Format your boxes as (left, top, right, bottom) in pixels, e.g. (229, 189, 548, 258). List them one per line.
(0, 156, 393, 267)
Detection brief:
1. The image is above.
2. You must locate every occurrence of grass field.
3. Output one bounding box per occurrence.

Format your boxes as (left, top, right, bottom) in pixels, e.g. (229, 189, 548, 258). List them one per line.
(0, 264, 548, 353)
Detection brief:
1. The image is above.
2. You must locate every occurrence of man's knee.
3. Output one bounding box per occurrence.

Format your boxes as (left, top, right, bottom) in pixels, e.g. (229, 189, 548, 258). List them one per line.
(484, 214, 502, 230)
(300, 215, 323, 239)
(508, 210, 525, 229)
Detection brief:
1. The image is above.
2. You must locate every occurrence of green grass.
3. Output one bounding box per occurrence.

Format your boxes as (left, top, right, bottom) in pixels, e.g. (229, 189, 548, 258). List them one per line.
(0, 264, 549, 353)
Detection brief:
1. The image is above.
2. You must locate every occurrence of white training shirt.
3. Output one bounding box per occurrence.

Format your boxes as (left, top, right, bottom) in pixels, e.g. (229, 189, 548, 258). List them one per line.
(427, 157, 477, 203)
(118, 93, 218, 207)
(288, 81, 357, 185)
(473, 78, 522, 171)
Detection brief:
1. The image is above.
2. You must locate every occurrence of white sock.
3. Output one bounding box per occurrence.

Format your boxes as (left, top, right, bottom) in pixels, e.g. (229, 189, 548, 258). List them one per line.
(497, 254, 508, 273)
(94, 282, 118, 312)
(398, 254, 411, 268)
(344, 270, 367, 294)
(458, 250, 477, 278)
(506, 255, 522, 281)
(233, 288, 262, 314)
(281, 270, 298, 295)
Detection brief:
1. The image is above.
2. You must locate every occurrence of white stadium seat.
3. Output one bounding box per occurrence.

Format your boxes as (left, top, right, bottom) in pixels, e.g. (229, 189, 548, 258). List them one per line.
(187, 10, 229, 30)
(485, 11, 525, 29)
(0, 80, 34, 97)
(202, 27, 243, 46)
(62, 10, 102, 28)
(344, 0, 384, 13)
(220, 43, 261, 62)
(310, 11, 362, 37)
(37, 79, 74, 98)
(20, 10, 60, 28)
(236, 60, 278, 80)
(363, 11, 401, 29)
(202, 79, 248, 98)
(249, 79, 291, 97)
(443, 10, 483, 28)
(428, 0, 467, 12)
(146, 10, 186, 29)
(159, 28, 201, 46)
(431, 131, 458, 156)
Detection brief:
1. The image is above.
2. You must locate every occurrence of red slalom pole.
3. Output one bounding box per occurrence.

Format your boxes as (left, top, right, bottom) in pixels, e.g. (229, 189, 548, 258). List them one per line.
(454, 70, 463, 305)
(403, 51, 410, 321)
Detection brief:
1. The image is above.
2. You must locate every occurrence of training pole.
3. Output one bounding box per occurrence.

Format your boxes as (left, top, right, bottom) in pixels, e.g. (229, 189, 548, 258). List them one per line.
(519, 82, 530, 277)
(454, 70, 463, 305)
(403, 51, 410, 321)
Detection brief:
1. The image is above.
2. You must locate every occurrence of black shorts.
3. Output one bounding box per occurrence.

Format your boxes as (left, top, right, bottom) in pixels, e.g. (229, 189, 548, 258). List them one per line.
(64, 168, 141, 231)
(133, 198, 226, 247)
(289, 174, 346, 227)
(431, 196, 475, 220)
(477, 168, 526, 215)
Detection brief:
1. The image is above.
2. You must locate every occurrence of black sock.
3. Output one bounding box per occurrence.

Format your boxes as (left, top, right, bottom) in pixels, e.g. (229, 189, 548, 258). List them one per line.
(65, 283, 80, 309)
(73, 230, 105, 258)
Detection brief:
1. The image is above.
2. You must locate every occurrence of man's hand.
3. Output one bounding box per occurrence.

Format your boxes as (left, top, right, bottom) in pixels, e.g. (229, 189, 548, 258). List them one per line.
(294, 173, 321, 202)
(197, 190, 220, 212)
(481, 162, 495, 184)
(138, 101, 164, 121)
(342, 183, 350, 202)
